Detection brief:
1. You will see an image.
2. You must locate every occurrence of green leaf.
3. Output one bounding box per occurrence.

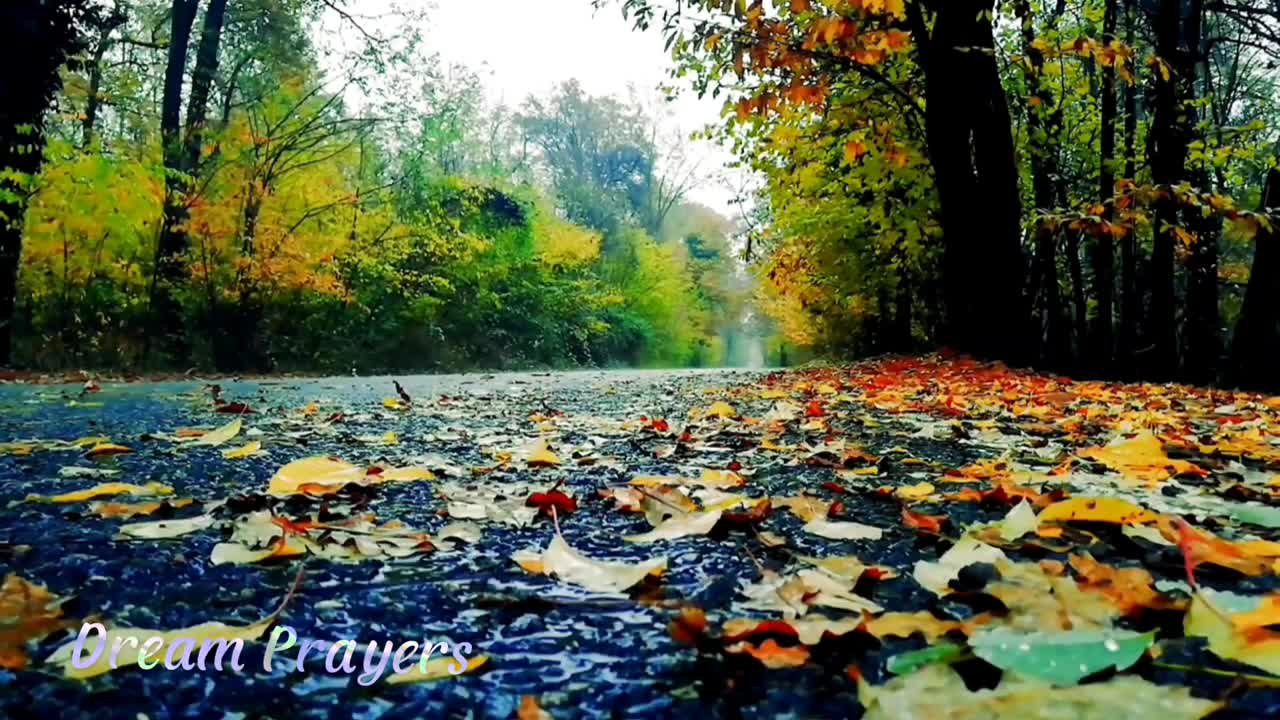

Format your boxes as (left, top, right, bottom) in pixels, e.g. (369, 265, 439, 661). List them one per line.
(1228, 503, 1280, 529)
(969, 627, 1154, 685)
(886, 642, 967, 675)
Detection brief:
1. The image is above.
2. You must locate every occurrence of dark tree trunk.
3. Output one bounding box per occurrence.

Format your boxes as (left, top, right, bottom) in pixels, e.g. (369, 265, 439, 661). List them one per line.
(912, 0, 1028, 362)
(1091, 0, 1119, 368)
(1230, 167, 1280, 391)
(1144, 0, 1196, 379)
(893, 266, 913, 351)
(147, 0, 200, 363)
(1067, 232, 1088, 355)
(1117, 0, 1140, 376)
(181, 0, 228, 177)
(81, 11, 124, 149)
(1018, 0, 1069, 368)
(214, 187, 263, 371)
(1181, 0, 1218, 384)
(0, 1, 94, 365)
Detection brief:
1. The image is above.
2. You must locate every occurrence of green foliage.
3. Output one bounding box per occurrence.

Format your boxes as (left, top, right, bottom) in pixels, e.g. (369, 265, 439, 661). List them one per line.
(7, 5, 745, 373)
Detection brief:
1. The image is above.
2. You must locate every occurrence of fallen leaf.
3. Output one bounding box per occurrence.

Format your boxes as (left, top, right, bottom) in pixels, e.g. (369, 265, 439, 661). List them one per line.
(1078, 432, 1206, 484)
(384, 654, 488, 684)
(858, 663, 1219, 720)
(997, 500, 1038, 541)
(726, 638, 810, 668)
(0, 575, 70, 670)
(518, 534, 667, 593)
(518, 695, 554, 720)
(45, 617, 273, 679)
(862, 611, 973, 642)
(190, 418, 242, 447)
(969, 626, 1153, 685)
(222, 441, 262, 459)
(912, 537, 1007, 595)
(118, 515, 216, 540)
(1069, 553, 1181, 614)
(1185, 591, 1280, 675)
(704, 401, 737, 419)
(84, 443, 131, 458)
(721, 615, 863, 645)
(901, 507, 947, 533)
(527, 490, 579, 517)
(1038, 497, 1157, 525)
(267, 456, 366, 497)
(802, 518, 883, 540)
(29, 482, 173, 504)
(625, 510, 721, 543)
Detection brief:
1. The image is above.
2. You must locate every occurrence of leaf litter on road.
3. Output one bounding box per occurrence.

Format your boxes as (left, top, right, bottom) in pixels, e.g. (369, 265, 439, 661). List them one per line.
(5, 357, 1280, 716)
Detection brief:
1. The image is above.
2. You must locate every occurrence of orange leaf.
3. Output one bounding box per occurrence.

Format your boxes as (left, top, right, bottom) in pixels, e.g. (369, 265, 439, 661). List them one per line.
(727, 638, 810, 668)
(901, 507, 947, 533)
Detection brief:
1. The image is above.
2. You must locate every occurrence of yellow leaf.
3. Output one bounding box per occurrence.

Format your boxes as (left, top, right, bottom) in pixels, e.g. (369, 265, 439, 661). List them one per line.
(380, 466, 435, 482)
(30, 482, 173, 504)
(895, 482, 935, 501)
(1185, 592, 1280, 676)
(1038, 497, 1157, 525)
(190, 418, 242, 447)
(386, 654, 489, 684)
(699, 468, 746, 487)
(1078, 431, 1205, 484)
(705, 401, 737, 419)
(267, 456, 366, 497)
(84, 443, 131, 458)
(527, 441, 562, 468)
(222, 441, 262, 459)
(45, 617, 273, 679)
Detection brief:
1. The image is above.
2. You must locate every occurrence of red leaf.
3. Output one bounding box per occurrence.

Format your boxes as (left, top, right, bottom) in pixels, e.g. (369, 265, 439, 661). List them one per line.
(216, 401, 254, 414)
(822, 481, 850, 495)
(526, 490, 578, 517)
(804, 400, 826, 417)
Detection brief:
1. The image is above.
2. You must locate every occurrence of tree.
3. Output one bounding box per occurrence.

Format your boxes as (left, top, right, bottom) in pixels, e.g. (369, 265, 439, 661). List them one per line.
(1229, 166, 1280, 390)
(147, 0, 200, 362)
(0, 0, 101, 365)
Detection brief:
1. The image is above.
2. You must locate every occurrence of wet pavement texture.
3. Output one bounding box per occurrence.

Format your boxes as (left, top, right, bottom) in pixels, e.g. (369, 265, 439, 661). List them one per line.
(0, 369, 1276, 719)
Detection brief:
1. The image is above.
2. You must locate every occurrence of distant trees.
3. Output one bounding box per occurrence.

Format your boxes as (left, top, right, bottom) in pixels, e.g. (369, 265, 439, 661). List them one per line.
(0, 2, 744, 373)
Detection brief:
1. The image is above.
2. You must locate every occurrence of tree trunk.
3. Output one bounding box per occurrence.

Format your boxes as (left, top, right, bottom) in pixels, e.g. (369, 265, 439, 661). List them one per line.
(893, 265, 913, 351)
(1091, 0, 1118, 368)
(1017, 0, 1069, 368)
(147, 0, 200, 364)
(181, 0, 228, 176)
(1229, 167, 1280, 391)
(1117, 0, 1140, 376)
(1180, 0, 1218, 384)
(81, 13, 123, 149)
(1144, 0, 1195, 379)
(912, 0, 1028, 362)
(0, 1, 91, 365)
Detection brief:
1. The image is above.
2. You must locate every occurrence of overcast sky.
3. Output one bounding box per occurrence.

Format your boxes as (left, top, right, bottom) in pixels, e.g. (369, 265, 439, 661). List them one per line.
(335, 0, 743, 219)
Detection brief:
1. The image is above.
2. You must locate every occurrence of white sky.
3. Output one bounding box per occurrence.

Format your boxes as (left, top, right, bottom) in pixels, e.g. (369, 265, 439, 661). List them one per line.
(335, 0, 744, 219)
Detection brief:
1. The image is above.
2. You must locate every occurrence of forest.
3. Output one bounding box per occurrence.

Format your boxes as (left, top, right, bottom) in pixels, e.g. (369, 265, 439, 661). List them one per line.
(0, 0, 752, 373)
(609, 0, 1280, 390)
